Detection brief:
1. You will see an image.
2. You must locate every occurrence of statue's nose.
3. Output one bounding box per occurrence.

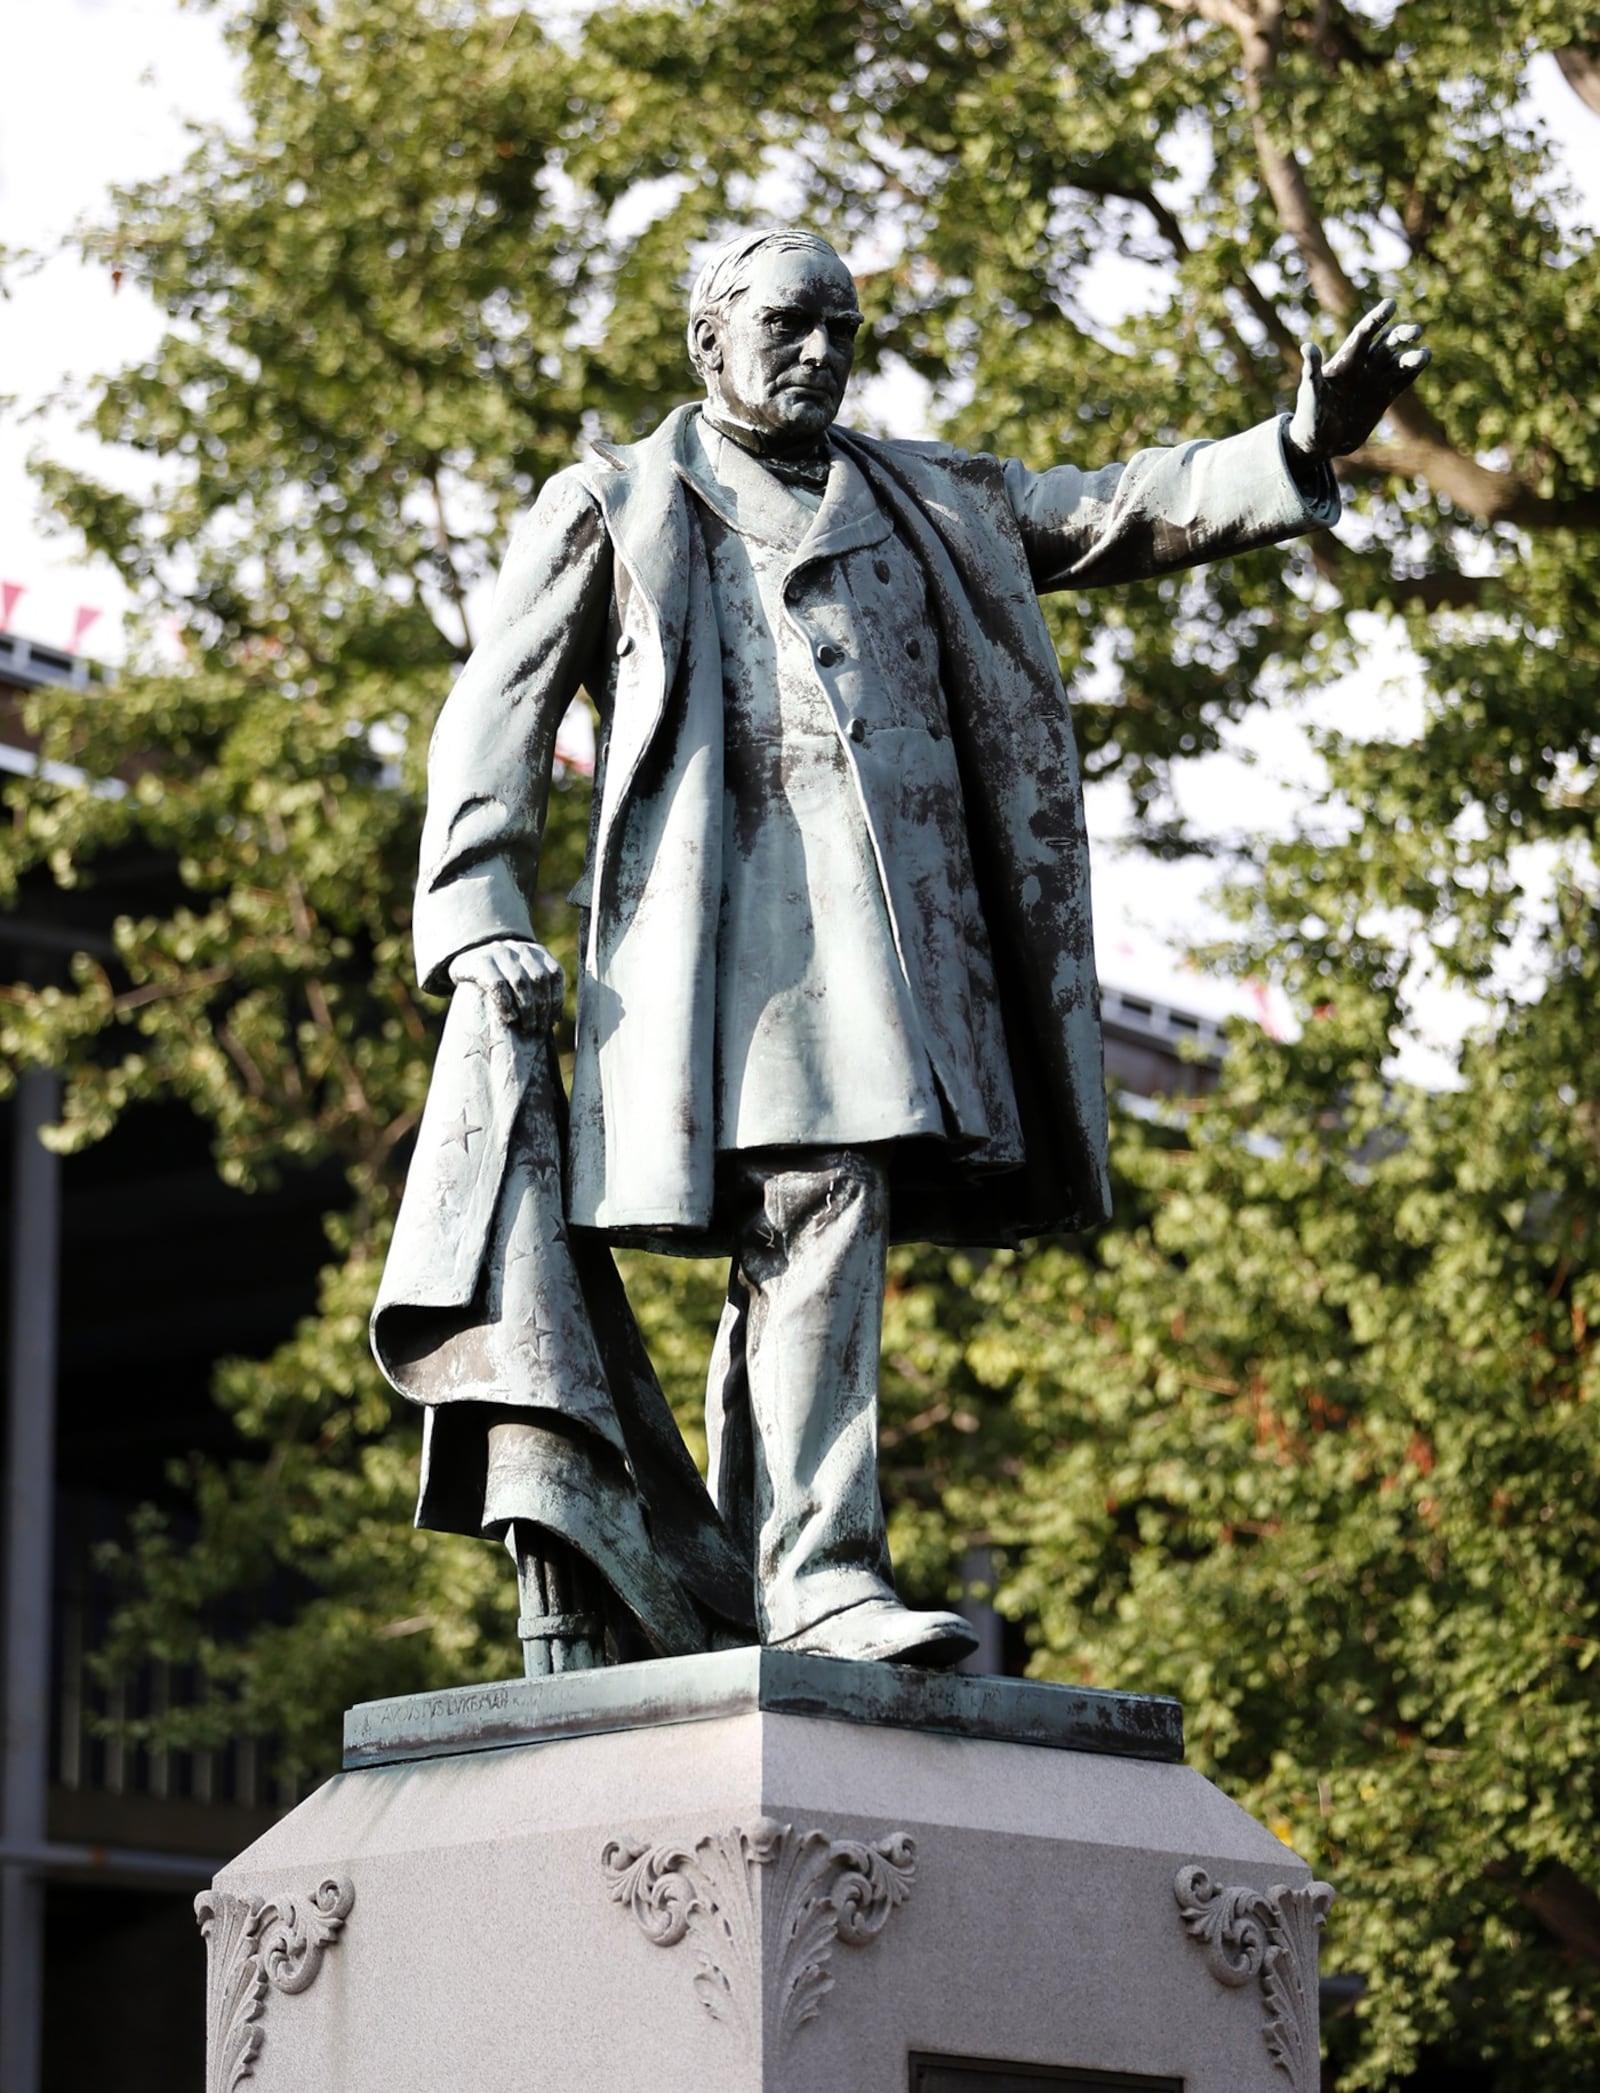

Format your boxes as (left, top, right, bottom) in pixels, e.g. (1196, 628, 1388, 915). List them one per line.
(799, 323, 831, 363)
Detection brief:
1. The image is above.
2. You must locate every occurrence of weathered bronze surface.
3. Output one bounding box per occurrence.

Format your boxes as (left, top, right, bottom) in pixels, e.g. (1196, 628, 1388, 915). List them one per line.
(341, 1646, 1184, 1769)
(371, 229, 1428, 1676)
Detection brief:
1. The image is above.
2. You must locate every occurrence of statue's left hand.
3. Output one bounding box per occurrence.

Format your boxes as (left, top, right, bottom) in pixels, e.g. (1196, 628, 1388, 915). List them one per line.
(448, 937, 565, 1033)
(1286, 299, 1431, 462)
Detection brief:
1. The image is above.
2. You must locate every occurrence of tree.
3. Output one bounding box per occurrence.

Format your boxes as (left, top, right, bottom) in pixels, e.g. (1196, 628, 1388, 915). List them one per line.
(5, 2, 1597, 2083)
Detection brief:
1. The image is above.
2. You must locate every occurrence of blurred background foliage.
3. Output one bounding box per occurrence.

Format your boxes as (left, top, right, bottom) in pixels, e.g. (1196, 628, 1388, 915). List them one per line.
(3, 2, 1599, 2083)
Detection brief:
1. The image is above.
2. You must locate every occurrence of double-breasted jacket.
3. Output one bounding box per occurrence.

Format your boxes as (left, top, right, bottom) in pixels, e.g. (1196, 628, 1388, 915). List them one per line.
(413, 404, 1335, 1252)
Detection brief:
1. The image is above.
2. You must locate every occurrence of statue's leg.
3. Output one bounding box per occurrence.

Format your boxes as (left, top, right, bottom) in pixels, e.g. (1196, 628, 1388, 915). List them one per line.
(728, 1149, 898, 1641)
(704, 1275, 757, 1569)
(724, 1148, 976, 1667)
(505, 1522, 605, 1677)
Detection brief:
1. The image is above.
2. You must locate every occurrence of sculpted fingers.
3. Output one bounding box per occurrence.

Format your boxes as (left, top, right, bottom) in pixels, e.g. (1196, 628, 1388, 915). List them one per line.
(1288, 340, 1325, 456)
(1294, 301, 1429, 456)
(449, 939, 565, 1031)
(1372, 321, 1431, 403)
(486, 946, 563, 1031)
(1326, 298, 1397, 378)
(475, 946, 529, 1029)
(1383, 323, 1430, 375)
(506, 942, 566, 1028)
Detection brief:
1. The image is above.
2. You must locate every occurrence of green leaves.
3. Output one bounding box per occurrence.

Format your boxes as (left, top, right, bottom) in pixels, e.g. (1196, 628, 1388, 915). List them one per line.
(882, 1011, 1600, 2085)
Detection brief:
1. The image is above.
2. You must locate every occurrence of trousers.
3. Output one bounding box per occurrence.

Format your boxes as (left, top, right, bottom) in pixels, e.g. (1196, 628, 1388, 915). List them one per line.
(704, 1149, 898, 1644)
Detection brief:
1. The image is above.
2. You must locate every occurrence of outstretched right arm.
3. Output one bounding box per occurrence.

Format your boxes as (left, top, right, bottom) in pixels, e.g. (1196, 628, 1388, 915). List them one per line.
(413, 467, 613, 999)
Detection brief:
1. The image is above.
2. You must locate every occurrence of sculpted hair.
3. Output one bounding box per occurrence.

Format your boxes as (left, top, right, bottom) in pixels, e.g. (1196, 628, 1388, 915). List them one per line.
(685, 228, 852, 372)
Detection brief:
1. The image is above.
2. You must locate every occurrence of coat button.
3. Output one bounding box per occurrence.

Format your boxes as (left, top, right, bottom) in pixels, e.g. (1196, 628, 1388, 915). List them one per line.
(817, 643, 841, 668)
(873, 558, 892, 583)
(905, 637, 922, 661)
(847, 716, 867, 742)
(616, 632, 635, 657)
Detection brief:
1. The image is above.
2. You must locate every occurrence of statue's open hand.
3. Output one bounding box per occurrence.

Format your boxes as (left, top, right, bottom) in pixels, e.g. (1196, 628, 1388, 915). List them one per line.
(448, 938, 565, 1033)
(1287, 299, 1430, 462)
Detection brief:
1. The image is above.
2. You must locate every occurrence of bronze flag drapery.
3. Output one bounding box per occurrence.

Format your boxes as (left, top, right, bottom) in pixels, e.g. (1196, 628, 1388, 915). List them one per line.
(370, 990, 754, 1654)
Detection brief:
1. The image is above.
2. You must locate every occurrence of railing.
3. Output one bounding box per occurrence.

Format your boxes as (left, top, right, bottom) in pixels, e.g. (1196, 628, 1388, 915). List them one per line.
(50, 1495, 303, 1827)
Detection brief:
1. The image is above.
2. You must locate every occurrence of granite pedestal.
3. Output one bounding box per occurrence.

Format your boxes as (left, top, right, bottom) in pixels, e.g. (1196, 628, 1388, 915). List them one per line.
(198, 1651, 1330, 2092)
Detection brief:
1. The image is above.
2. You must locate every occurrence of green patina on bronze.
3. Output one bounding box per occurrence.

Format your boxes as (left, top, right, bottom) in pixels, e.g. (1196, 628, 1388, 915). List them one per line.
(342, 1646, 1184, 1769)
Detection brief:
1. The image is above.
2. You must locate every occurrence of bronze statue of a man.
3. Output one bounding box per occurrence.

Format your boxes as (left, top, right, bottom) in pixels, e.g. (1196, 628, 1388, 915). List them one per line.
(373, 229, 1427, 1675)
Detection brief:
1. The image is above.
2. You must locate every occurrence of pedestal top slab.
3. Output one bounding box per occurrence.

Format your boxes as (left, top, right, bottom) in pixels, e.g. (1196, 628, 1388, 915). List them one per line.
(342, 1647, 1182, 1770)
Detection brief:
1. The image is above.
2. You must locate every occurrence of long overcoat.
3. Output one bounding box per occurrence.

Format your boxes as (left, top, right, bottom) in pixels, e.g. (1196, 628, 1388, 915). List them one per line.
(412, 405, 1334, 1252)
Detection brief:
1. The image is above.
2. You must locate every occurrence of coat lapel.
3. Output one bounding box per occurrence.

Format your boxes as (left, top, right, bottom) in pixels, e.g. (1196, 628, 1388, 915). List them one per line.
(789, 447, 893, 570)
(675, 418, 818, 546)
(585, 406, 697, 666)
(581, 408, 699, 930)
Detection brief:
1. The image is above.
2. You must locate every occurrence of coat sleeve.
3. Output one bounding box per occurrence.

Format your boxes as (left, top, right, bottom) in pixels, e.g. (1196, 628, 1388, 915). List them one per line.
(413, 467, 613, 994)
(1002, 415, 1340, 595)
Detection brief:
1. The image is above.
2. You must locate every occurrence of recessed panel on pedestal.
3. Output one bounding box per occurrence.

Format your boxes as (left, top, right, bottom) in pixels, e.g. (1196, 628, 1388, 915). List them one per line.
(911, 2059, 1183, 2092)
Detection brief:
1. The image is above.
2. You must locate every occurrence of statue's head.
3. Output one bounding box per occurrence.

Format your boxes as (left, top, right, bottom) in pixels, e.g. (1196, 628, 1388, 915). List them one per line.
(687, 228, 862, 449)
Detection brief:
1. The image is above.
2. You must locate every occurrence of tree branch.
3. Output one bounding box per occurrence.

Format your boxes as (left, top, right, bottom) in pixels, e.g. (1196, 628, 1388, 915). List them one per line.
(1230, 267, 1302, 366)
(263, 809, 373, 1125)
(1072, 175, 1300, 386)
(1150, 0, 1259, 38)
(1290, 1, 1382, 73)
(1236, 5, 1359, 320)
(114, 965, 233, 1014)
(1307, 532, 1506, 613)
(1343, 440, 1600, 530)
(1489, 1861, 1600, 1969)
(1380, 572, 1496, 613)
(1556, 47, 1600, 119)
(1206, 3, 1600, 532)
(428, 467, 474, 656)
(215, 1019, 269, 1100)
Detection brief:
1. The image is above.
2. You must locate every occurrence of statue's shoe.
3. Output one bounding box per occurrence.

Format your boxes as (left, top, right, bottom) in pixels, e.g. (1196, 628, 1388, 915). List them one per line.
(774, 1598, 978, 1669)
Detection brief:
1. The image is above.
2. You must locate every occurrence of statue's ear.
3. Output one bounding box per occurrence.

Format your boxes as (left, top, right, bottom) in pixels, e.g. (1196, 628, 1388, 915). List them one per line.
(692, 314, 724, 375)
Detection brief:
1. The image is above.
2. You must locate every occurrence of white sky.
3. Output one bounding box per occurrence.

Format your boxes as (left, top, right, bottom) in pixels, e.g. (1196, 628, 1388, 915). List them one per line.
(1, 1, 241, 653)
(2, 3, 1594, 1064)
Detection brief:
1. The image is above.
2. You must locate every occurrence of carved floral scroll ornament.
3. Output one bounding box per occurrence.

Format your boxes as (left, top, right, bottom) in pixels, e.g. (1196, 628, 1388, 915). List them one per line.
(1173, 1866, 1335, 2092)
(602, 1814, 915, 2045)
(194, 1875, 355, 2093)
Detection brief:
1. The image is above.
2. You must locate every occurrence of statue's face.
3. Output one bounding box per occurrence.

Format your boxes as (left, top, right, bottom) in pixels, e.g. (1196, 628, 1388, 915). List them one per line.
(697, 246, 862, 445)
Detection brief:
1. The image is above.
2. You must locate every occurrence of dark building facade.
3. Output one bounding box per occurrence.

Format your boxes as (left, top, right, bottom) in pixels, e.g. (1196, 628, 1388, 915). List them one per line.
(0, 631, 337, 2090)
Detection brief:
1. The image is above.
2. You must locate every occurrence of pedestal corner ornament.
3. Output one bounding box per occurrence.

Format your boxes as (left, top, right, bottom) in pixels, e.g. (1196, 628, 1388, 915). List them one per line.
(194, 1874, 355, 2092)
(602, 1814, 915, 2044)
(1173, 1865, 1334, 2090)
